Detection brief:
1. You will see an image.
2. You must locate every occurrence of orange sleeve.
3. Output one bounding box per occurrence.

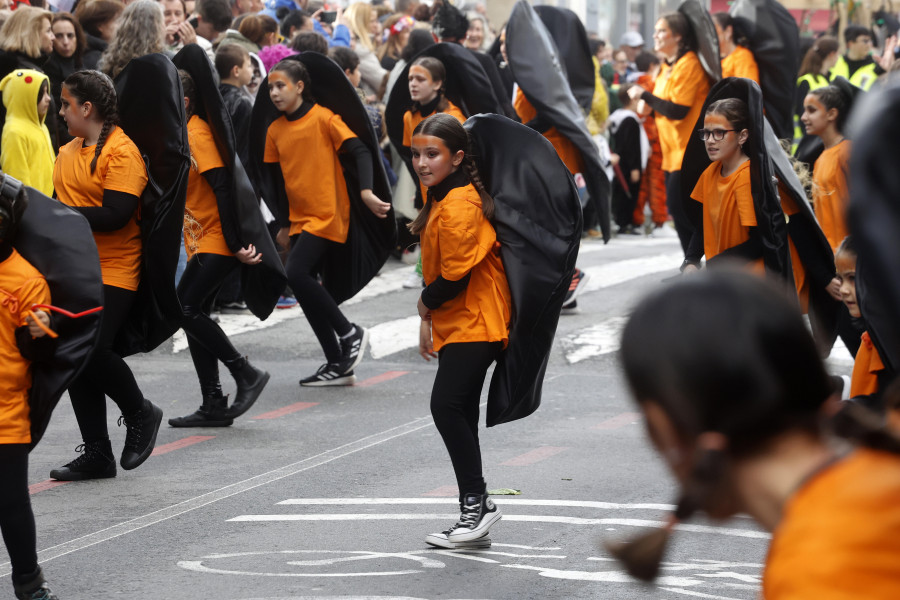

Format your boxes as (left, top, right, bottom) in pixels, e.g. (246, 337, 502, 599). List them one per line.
(667, 56, 709, 106)
(328, 113, 357, 150)
(437, 197, 491, 281)
(103, 134, 148, 197)
(263, 122, 280, 163)
(735, 48, 760, 83)
(690, 163, 714, 203)
(191, 121, 226, 174)
(402, 110, 413, 147)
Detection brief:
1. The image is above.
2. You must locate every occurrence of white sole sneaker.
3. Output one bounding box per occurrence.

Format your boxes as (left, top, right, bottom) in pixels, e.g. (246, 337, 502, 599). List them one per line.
(341, 327, 370, 374)
(425, 531, 492, 549)
(299, 373, 357, 387)
(448, 506, 502, 542)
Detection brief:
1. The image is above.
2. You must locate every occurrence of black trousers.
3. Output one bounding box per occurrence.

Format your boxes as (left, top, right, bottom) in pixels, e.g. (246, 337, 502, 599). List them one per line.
(0, 444, 39, 586)
(430, 341, 502, 497)
(178, 254, 244, 390)
(285, 232, 352, 364)
(612, 179, 642, 230)
(68, 285, 144, 443)
(664, 170, 694, 255)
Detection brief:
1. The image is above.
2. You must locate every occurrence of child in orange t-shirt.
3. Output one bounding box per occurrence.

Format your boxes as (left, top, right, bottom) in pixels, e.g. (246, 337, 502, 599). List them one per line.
(713, 13, 760, 83)
(51, 70, 162, 481)
(611, 271, 900, 598)
(167, 70, 270, 429)
(0, 182, 59, 599)
(263, 59, 390, 386)
(410, 113, 511, 550)
(683, 98, 763, 274)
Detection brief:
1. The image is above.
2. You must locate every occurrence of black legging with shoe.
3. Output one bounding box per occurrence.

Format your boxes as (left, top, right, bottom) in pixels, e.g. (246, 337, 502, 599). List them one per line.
(0, 444, 38, 587)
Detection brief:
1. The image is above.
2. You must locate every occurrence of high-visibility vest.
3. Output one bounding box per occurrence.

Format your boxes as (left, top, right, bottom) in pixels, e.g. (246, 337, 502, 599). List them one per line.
(829, 55, 878, 90)
(793, 73, 830, 149)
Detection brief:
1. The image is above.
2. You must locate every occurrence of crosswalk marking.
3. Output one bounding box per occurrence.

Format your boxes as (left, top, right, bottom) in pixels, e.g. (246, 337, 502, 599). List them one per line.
(563, 316, 629, 364)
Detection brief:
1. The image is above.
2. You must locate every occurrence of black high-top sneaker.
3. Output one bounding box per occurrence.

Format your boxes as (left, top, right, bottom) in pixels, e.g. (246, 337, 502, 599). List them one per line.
(49, 439, 116, 481)
(168, 394, 234, 427)
(118, 398, 163, 470)
(447, 493, 502, 542)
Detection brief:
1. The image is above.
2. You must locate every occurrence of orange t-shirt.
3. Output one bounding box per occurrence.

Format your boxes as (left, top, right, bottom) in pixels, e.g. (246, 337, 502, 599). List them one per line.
(513, 88, 585, 176)
(691, 160, 763, 271)
(653, 51, 710, 172)
(812, 139, 851, 251)
(263, 104, 357, 242)
(779, 181, 809, 312)
(850, 331, 885, 398)
(421, 182, 511, 351)
(721, 46, 760, 83)
(764, 449, 900, 599)
(0, 250, 51, 444)
(403, 99, 466, 202)
(53, 126, 147, 291)
(184, 115, 231, 259)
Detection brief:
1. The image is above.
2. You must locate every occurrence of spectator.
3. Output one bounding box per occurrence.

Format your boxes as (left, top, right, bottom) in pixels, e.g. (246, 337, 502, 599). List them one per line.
(163, 0, 198, 51)
(238, 14, 279, 48)
(98, 0, 165, 79)
(463, 12, 492, 52)
(44, 12, 85, 145)
(75, 0, 124, 69)
(194, 0, 232, 53)
(377, 14, 413, 70)
(291, 31, 327, 54)
(344, 2, 387, 98)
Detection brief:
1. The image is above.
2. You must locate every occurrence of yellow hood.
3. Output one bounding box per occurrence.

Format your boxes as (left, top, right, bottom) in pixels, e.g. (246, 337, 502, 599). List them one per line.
(1, 69, 50, 126)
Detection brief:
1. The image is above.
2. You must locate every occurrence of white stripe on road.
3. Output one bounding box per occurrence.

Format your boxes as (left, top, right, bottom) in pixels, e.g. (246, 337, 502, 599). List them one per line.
(367, 316, 421, 359)
(581, 253, 683, 292)
(276, 498, 674, 511)
(562, 316, 629, 364)
(503, 564, 703, 587)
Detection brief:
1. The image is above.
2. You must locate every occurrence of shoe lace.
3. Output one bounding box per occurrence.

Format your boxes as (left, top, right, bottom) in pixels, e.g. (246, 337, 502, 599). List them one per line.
(456, 499, 482, 530)
(118, 412, 144, 452)
(20, 584, 56, 600)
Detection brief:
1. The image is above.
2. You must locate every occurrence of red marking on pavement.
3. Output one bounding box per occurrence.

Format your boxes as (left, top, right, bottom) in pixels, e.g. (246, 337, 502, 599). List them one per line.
(593, 412, 642, 430)
(423, 485, 459, 497)
(151, 435, 216, 456)
(29, 480, 70, 495)
(355, 371, 410, 387)
(501, 446, 568, 466)
(252, 402, 319, 420)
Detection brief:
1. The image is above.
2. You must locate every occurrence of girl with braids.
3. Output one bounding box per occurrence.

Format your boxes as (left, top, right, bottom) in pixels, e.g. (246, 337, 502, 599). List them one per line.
(263, 59, 390, 386)
(50, 70, 162, 480)
(611, 270, 900, 596)
(167, 70, 269, 428)
(712, 13, 759, 82)
(411, 113, 511, 549)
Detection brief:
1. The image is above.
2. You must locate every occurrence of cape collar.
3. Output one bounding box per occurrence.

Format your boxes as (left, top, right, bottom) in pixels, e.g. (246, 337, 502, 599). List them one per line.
(286, 100, 315, 122)
(412, 93, 442, 117)
(427, 169, 469, 203)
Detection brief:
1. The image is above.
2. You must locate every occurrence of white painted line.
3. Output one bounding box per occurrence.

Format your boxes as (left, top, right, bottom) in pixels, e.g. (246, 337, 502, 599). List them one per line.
(503, 564, 703, 587)
(178, 561, 422, 577)
(579, 237, 682, 252)
(581, 253, 683, 292)
(0, 415, 437, 576)
(659, 587, 746, 600)
(430, 550, 498, 564)
(276, 498, 675, 511)
(562, 316, 629, 364)
(367, 316, 421, 359)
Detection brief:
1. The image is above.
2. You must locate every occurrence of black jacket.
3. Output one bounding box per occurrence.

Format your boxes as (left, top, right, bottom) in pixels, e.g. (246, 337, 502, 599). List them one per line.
(82, 34, 107, 70)
(219, 83, 253, 170)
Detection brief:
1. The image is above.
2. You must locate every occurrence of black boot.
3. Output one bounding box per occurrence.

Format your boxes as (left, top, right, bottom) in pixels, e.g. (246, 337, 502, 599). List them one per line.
(14, 567, 58, 600)
(118, 398, 163, 470)
(168, 394, 234, 427)
(49, 439, 116, 481)
(226, 357, 270, 418)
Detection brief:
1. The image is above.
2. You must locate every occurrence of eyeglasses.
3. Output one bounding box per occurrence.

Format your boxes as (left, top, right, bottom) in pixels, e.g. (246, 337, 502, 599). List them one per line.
(697, 128, 736, 141)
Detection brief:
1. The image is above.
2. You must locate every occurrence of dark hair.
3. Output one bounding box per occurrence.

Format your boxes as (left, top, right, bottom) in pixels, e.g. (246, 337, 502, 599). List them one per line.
(239, 14, 278, 46)
(706, 97, 752, 134)
(798, 35, 839, 77)
(844, 24, 872, 44)
(269, 58, 314, 103)
(617, 84, 635, 107)
(712, 12, 749, 47)
(291, 31, 328, 54)
(197, 0, 232, 33)
(634, 50, 660, 72)
(328, 46, 360, 73)
(412, 3, 431, 23)
(410, 56, 449, 111)
(430, 0, 467, 41)
(52, 12, 86, 68)
(280, 10, 308, 40)
(215, 43, 249, 81)
(63, 70, 119, 174)
(408, 113, 493, 235)
(660, 11, 696, 57)
(589, 37, 606, 55)
(178, 68, 197, 118)
(400, 28, 436, 62)
(836, 235, 856, 257)
(75, 0, 124, 38)
(809, 85, 850, 133)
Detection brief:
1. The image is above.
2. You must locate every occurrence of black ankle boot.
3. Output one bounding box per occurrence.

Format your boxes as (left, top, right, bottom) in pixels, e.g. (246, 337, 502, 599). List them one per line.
(227, 357, 270, 418)
(118, 398, 163, 470)
(14, 567, 58, 600)
(49, 439, 116, 481)
(168, 394, 234, 428)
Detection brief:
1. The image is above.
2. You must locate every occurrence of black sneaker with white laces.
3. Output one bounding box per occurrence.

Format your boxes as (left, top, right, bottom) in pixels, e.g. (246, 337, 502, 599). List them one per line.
(447, 493, 502, 542)
(299, 363, 357, 387)
(337, 324, 369, 374)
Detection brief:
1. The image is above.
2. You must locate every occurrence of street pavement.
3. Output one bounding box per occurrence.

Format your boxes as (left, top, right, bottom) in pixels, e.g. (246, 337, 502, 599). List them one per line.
(6, 230, 854, 599)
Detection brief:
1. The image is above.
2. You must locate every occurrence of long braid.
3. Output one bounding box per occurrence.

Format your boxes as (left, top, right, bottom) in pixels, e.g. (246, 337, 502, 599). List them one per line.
(64, 70, 120, 174)
(461, 154, 494, 220)
(91, 117, 115, 174)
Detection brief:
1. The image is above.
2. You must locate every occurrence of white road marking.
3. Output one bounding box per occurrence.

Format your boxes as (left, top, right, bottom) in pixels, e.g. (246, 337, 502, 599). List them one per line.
(562, 317, 629, 364)
(367, 316, 421, 359)
(503, 564, 703, 587)
(178, 561, 422, 577)
(581, 253, 683, 292)
(659, 588, 747, 600)
(276, 498, 674, 511)
(579, 237, 682, 252)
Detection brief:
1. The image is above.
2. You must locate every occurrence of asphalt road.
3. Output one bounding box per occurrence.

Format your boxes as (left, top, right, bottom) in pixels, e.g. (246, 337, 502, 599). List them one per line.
(6, 231, 853, 600)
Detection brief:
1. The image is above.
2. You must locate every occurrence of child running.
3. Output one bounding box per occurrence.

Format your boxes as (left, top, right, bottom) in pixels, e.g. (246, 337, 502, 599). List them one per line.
(50, 70, 162, 480)
(263, 59, 390, 386)
(410, 113, 511, 549)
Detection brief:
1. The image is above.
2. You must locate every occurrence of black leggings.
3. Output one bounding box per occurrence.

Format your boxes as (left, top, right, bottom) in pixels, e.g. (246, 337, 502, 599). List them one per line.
(285, 232, 352, 363)
(177, 254, 243, 390)
(664, 170, 694, 255)
(430, 341, 502, 497)
(0, 444, 39, 586)
(69, 285, 144, 443)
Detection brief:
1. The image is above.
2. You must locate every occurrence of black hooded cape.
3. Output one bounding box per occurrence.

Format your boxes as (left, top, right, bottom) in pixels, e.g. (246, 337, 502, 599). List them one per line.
(113, 54, 191, 356)
(680, 77, 792, 282)
(848, 81, 900, 378)
(249, 52, 395, 305)
(729, 0, 801, 141)
(172, 45, 286, 320)
(679, 0, 722, 82)
(506, 0, 610, 242)
(533, 5, 595, 113)
(13, 186, 103, 448)
(464, 114, 582, 426)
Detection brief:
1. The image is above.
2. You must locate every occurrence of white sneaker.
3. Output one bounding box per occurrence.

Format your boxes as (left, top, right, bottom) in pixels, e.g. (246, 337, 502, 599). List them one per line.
(447, 493, 502, 542)
(651, 223, 679, 238)
(425, 529, 492, 549)
(403, 271, 424, 288)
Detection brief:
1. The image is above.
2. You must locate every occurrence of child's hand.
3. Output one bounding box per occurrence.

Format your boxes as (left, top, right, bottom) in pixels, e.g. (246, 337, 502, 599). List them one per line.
(609, 153, 620, 166)
(360, 189, 391, 218)
(276, 227, 290, 251)
(25, 310, 51, 338)
(630, 169, 640, 183)
(419, 319, 437, 361)
(827, 276, 842, 301)
(235, 244, 263, 265)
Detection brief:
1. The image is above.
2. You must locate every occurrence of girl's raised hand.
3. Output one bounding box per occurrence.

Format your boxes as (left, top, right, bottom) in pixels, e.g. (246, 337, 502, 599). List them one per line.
(419, 319, 437, 361)
(360, 189, 391, 218)
(235, 244, 263, 265)
(25, 310, 51, 338)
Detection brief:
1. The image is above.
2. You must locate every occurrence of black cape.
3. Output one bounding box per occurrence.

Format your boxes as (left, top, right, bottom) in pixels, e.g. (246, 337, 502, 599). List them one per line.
(12, 186, 103, 448)
(729, 0, 801, 141)
(385, 42, 502, 156)
(464, 114, 582, 426)
(249, 52, 395, 304)
(533, 5, 596, 113)
(680, 77, 792, 282)
(172, 44, 286, 320)
(113, 54, 191, 356)
(679, 0, 722, 82)
(506, 0, 610, 242)
(847, 81, 900, 377)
